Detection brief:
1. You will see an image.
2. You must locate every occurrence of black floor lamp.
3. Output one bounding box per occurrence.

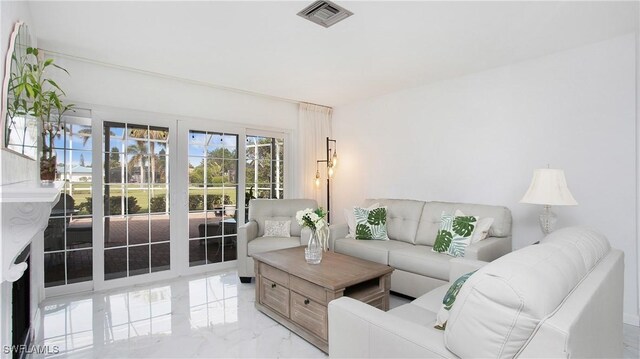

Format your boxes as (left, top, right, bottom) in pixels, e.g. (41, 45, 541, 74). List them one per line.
(315, 137, 337, 223)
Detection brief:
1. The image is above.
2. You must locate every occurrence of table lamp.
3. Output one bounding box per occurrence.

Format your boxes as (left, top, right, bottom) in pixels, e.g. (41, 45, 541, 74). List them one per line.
(520, 168, 578, 235)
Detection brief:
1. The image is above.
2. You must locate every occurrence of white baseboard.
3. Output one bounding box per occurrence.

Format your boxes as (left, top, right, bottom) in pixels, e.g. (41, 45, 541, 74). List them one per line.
(624, 312, 640, 326)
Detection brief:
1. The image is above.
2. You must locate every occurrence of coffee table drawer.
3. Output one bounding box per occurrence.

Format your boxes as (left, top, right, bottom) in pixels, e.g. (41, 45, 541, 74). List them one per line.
(260, 278, 290, 317)
(290, 292, 327, 340)
(290, 276, 326, 304)
(260, 263, 289, 287)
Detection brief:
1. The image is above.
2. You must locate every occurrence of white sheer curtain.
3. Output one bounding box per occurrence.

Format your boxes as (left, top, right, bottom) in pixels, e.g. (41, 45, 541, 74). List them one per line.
(298, 103, 333, 211)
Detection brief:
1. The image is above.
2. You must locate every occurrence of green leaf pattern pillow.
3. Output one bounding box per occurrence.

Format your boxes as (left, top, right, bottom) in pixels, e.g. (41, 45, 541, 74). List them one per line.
(354, 206, 389, 240)
(432, 212, 478, 257)
(434, 271, 476, 330)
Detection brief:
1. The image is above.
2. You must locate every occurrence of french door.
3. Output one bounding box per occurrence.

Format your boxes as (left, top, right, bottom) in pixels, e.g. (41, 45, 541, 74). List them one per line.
(102, 121, 171, 280)
(181, 123, 244, 272)
(44, 115, 289, 295)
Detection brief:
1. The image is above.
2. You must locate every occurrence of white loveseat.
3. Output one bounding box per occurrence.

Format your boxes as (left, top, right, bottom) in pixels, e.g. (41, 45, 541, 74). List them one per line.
(329, 199, 512, 297)
(237, 199, 318, 282)
(328, 226, 624, 358)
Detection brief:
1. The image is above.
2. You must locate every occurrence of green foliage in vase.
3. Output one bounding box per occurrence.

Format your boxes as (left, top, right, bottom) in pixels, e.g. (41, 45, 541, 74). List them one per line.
(8, 47, 74, 161)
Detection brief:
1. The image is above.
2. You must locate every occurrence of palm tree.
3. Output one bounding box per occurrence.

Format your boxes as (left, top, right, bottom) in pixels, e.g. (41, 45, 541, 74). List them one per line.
(129, 128, 167, 184)
(127, 141, 148, 184)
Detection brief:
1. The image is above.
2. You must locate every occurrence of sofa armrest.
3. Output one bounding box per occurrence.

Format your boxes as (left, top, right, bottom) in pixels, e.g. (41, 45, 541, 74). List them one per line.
(449, 258, 488, 281)
(328, 223, 349, 251)
(237, 220, 258, 259)
(464, 236, 511, 262)
(328, 297, 455, 358)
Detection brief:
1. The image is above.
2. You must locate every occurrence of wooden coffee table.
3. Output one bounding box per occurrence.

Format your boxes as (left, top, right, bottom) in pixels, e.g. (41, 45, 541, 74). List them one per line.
(252, 246, 393, 353)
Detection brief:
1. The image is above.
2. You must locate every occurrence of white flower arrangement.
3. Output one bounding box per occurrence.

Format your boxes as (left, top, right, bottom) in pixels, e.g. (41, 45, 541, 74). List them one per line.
(296, 207, 330, 251)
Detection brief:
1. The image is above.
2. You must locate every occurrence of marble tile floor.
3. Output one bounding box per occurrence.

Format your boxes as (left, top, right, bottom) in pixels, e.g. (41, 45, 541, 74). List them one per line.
(28, 268, 639, 358)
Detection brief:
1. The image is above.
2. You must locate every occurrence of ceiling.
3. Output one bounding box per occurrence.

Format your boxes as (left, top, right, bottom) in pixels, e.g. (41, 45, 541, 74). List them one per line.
(28, 1, 638, 107)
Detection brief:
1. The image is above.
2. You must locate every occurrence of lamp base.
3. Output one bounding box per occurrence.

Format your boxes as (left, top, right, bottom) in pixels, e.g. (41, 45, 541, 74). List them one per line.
(539, 205, 557, 235)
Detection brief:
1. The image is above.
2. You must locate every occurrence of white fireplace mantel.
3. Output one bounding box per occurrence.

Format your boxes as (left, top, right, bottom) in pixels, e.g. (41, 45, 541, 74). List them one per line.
(0, 180, 62, 282)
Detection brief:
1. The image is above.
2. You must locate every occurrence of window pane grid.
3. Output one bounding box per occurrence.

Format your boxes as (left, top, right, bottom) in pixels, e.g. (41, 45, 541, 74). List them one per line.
(245, 135, 285, 223)
(188, 130, 238, 267)
(44, 117, 94, 288)
(104, 122, 170, 280)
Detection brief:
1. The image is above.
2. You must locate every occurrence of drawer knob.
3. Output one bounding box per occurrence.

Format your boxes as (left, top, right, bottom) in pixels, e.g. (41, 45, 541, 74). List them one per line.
(304, 299, 310, 305)
(271, 283, 276, 289)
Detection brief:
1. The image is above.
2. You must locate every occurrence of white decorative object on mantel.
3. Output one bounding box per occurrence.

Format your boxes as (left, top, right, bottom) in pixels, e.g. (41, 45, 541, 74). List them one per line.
(0, 180, 62, 283)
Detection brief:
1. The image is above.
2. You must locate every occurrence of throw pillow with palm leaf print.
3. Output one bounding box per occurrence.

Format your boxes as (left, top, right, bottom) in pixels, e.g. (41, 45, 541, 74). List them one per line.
(432, 212, 478, 257)
(433, 212, 454, 252)
(354, 206, 389, 240)
(447, 214, 478, 257)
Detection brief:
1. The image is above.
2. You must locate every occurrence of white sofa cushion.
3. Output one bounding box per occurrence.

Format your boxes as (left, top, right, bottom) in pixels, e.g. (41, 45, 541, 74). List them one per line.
(412, 284, 449, 313)
(388, 246, 451, 281)
(387, 303, 437, 326)
(249, 199, 317, 237)
(415, 202, 511, 246)
(247, 236, 301, 256)
(362, 199, 425, 244)
(334, 237, 413, 265)
(444, 226, 611, 358)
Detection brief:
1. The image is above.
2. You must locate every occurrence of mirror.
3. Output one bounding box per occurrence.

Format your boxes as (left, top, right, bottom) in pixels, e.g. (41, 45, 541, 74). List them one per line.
(1, 22, 38, 159)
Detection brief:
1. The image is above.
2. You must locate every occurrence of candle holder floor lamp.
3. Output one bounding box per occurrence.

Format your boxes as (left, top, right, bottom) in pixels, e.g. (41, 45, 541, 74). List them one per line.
(315, 137, 337, 223)
(520, 168, 578, 235)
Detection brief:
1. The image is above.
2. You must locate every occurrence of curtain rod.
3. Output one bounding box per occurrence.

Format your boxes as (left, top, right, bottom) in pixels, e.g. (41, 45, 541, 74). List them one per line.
(39, 48, 332, 110)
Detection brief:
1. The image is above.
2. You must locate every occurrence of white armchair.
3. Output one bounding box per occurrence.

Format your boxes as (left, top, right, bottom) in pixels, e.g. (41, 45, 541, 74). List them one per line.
(237, 199, 318, 283)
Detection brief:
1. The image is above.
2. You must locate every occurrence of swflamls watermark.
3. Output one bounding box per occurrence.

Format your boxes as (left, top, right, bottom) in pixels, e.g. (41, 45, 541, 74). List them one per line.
(2, 345, 60, 355)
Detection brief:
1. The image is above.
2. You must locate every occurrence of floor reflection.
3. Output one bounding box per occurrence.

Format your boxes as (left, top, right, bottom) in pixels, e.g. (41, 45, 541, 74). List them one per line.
(32, 270, 326, 358)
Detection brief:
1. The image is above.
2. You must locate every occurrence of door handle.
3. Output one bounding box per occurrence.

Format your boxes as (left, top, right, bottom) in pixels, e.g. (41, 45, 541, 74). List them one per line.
(271, 283, 276, 289)
(304, 299, 310, 305)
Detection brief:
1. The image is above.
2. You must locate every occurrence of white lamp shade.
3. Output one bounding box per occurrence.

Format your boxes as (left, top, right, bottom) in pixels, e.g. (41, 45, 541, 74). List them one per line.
(520, 169, 578, 206)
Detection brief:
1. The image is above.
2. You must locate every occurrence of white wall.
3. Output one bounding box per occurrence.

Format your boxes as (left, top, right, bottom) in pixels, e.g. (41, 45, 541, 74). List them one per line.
(48, 57, 299, 131)
(332, 34, 639, 324)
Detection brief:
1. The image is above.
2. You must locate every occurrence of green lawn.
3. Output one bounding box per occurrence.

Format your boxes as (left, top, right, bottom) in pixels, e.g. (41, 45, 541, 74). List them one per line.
(67, 183, 238, 215)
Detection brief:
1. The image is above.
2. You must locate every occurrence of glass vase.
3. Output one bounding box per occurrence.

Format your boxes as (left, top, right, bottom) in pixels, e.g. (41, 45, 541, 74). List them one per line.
(40, 154, 57, 184)
(305, 229, 322, 264)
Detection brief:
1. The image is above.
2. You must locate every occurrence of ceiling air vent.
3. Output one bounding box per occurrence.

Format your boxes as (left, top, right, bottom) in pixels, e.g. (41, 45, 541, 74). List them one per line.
(297, 0, 353, 28)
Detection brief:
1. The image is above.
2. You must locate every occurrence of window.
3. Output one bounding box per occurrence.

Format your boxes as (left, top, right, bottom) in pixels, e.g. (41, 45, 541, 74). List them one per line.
(44, 118, 93, 287)
(244, 135, 284, 221)
(103, 122, 170, 280)
(187, 130, 238, 266)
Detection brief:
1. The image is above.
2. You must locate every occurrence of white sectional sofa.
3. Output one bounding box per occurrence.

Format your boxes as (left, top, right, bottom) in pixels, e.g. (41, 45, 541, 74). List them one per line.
(329, 199, 512, 297)
(328, 226, 624, 358)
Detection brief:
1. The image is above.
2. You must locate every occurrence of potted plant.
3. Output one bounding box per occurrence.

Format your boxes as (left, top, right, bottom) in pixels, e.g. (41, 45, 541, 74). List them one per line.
(10, 47, 74, 182)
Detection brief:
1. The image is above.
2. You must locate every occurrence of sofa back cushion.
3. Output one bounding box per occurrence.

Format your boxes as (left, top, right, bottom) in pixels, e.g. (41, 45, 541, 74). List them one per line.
(362, 199, 425, 244)
(443, 226, 611, 358)
(415, 202, 512, 246)
(249, 199, 318, 237)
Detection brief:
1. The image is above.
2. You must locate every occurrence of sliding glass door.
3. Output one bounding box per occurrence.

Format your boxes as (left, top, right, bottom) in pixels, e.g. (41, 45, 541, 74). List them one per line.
(103, 122, 171, 280)
(43, 115, 94, 288)
(43, 115, 289, 294)
(187, 130, 239, 267)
